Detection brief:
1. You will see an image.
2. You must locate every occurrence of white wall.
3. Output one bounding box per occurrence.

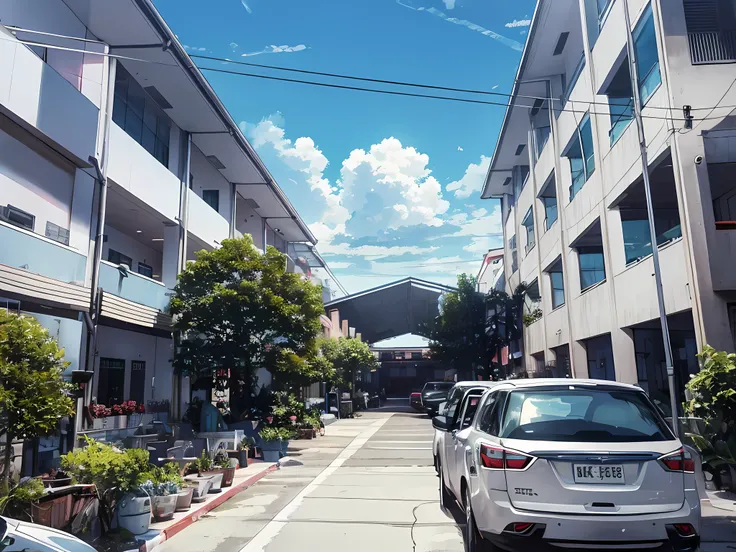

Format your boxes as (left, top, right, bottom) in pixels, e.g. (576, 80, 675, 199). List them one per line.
(94, 325, 173, 406)
(189, 145, 233, 220)
(0, 122, 77, 241)
(102, 226, 163, 279)
(28, 310, 83, 375)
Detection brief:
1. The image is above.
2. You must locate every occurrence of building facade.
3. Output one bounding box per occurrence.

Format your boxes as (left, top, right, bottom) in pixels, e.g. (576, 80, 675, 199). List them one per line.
(482, 0, 736, 414)
(0, 0, 338, 460)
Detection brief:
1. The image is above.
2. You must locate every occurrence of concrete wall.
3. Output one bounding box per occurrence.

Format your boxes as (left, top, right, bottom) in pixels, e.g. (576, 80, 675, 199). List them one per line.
(102, 226, 163, 279)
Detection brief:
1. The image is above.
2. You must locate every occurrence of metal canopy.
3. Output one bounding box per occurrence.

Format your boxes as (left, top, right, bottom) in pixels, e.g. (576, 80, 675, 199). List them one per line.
(324, 278, 455, 344)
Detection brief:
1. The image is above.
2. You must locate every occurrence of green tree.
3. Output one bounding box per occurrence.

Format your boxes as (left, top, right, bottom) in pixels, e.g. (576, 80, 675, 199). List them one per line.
(321, 337, 378, 391)
(424, 274, 527, 381)
(269, 339, 340, 392)
(0, 311, 75, 487)
(170, 236, 325, 415)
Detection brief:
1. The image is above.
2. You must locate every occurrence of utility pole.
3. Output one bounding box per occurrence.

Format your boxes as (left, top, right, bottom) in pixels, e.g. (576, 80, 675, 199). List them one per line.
(622, 0, 679, 435)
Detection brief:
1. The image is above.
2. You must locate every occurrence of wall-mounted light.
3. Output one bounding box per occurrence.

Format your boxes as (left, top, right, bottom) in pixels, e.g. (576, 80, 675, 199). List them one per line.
(151, 238, 164, 242)
(136, 229, 143, 234)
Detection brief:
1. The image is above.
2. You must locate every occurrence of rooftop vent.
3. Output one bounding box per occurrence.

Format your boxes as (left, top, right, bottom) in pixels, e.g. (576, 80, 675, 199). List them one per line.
(502, 177, 512, 187)
(143, 86, 173, 109)
(206, 155, 226, 170)
(515, 144, 526, 156)
(553, 32, 569, 55)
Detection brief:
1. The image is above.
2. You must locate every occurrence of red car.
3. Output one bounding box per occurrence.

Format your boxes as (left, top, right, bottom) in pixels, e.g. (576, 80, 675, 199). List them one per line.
(409, 391, 423, 411)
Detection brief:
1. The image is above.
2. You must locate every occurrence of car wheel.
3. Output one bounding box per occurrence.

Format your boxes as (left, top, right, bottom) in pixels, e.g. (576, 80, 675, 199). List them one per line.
(439, 461, 454, 514)
(464, 486, 494, 552)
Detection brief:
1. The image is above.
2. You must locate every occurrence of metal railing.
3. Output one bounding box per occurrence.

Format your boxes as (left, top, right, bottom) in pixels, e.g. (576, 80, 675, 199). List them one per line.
(688, 30, 736, 64)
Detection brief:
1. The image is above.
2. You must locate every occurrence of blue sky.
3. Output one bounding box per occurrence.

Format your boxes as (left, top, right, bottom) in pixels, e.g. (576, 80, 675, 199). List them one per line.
(155, 0, 534, 308)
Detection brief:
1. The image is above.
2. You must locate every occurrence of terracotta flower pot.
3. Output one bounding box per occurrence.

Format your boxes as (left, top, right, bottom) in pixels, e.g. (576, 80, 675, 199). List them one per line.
(221, 466, 236, 487)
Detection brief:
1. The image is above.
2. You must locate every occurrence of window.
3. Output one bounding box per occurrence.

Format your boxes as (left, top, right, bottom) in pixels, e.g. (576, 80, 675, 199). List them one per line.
(578, 246, 606, 290)
(458, 393, 484, 430)
(539, 175, 558, 230)
(129, 361, 145, 404)
(443, 387, 463, 421)
(609, 97, 634, 144)
(498, 388, 672, 441)
(113, 65, 171, 167)
(562, 53, 586, 107)
(522, 208, 535, 252)
(684, 0, 736, 64)
(564, 115, 595, 200)
(137, 262, 153, 279)
(547, 258, 565, 309)
(478, 391, 506, 435)
(97, 358, 125, 406)
(108, 249, 132, 268)
(1, 205, 35, 231)
(45, 222, 70, 246)
(633, 4, 662, 104)
(585, 334, 616, 381)
(202, 190, 220, 212)
(411, 352, 422, 360)
(535, 126, 551, 158)
(597, 0, 614, 28)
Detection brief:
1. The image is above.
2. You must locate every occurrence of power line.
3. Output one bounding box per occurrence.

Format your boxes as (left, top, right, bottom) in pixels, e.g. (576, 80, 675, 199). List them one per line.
(3, 33, 732, 123)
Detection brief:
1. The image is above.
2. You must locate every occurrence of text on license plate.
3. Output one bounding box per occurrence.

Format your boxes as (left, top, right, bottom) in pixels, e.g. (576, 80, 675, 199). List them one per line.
(573, 464, 624, 484)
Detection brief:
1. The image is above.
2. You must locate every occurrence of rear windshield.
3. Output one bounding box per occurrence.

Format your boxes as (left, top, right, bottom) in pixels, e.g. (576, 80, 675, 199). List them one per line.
(423, 382, 454, 391)
(500, 388, 674, 442)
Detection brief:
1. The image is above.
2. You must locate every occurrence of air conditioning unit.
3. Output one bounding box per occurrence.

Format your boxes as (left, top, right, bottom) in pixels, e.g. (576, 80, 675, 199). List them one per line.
(0, 205, 35, 232)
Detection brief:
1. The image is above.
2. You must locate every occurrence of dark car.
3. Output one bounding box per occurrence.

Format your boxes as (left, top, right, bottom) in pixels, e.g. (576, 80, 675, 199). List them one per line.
(420, 381, 454, 416)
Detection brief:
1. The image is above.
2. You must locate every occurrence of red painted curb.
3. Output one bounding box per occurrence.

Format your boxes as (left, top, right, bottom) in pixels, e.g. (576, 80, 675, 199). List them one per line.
(146, 463, 278, 551)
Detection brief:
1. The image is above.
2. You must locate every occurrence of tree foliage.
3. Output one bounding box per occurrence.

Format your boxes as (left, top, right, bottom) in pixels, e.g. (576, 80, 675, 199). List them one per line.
(321, 337, 378, 389)
(424, 273, 527, 380)
(0, 311, 75, 487)
(686, 345, 736, 424)
(170, 236, 325, 411)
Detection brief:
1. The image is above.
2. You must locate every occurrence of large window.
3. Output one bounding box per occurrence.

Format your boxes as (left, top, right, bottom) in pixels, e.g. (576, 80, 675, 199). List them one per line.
(547, 258, 565, 309)
(564, 115, 595, 200)
(108, 249, 132, 268)
(578, 246, 606, 290)
(522, 208, 535, 252)
(113, 65, 171, 167)
(604, 57, 635, 145)
(633, 4, 662, 104)
(539, 175, 558, 230)
(97, 358, 125, 406)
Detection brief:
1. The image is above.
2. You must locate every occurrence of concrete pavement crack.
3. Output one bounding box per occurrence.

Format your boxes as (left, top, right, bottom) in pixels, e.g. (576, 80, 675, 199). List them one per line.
(410, 501, 437, 552)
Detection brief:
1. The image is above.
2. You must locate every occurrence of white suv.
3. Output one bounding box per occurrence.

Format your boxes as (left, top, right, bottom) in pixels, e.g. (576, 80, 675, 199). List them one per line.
(433, 379, 701, 552)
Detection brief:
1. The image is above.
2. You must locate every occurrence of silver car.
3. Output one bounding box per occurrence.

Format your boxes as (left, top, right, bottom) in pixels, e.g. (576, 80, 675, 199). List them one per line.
(433, 379, 701, 552)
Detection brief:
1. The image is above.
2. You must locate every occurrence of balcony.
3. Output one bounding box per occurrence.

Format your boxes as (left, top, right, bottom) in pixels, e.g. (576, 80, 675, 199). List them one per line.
(0, 220, 88, 310)
(98, 261, 170, 313)
(187, 190, 230, 249)
(0, 26, 99, 164)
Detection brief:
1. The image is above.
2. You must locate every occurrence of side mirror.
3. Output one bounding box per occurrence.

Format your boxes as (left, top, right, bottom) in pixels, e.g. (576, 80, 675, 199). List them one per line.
(432, 415, 451, 432)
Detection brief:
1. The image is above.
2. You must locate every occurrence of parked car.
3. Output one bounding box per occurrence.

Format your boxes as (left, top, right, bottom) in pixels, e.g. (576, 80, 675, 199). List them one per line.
(433, 379, 701, 552)
(0, 515, 97, 551)
(420, 381, 454, 417)
(432, 381, 499, 475)
(409, 391, 423, 411)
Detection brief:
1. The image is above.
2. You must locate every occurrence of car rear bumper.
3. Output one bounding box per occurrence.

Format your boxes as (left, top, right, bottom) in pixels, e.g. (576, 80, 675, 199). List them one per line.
(476, 489, 700, 552)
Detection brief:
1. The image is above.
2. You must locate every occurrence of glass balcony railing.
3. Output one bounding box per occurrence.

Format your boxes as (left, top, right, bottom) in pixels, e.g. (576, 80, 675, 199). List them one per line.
(0, 222, 86, 284)
(98, 261, 171, 312)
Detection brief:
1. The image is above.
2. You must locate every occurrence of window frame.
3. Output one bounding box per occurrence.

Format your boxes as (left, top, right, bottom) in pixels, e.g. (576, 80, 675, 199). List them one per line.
(137, 262, 154, 279)
(108, 249, 133, 268)
(97, 357, 125, 406)
(477, 390, 508, 436)
(522, 208, 535, 252)
(202, 189, 220, 212)
(457, 391, 485, 431)
(548, 264, 565, 309)
(565, 114, 595, 201)
(578, 245, 607, 291)
(633, 3, 662, 105)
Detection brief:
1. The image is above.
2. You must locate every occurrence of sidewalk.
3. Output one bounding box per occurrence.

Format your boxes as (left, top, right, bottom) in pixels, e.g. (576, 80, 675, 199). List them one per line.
(138, 459, 278, 552)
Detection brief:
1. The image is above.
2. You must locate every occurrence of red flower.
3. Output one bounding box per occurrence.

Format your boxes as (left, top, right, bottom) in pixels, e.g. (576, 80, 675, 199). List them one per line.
(266, 416, 273, 424)
(136, 403, 146, 413)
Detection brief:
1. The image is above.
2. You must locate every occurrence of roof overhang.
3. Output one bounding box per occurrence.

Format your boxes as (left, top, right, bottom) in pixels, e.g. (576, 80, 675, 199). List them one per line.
(324, 278, 455, 344)
(63, 0, 316, 244)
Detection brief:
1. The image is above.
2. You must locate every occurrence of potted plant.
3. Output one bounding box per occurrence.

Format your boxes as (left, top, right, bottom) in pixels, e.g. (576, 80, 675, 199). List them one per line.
(192, 451, 224, 493)
(258, 426, 282, 462)
(61, 437, 151, 535)
(278, 427, 295, 457)
(298, 421, 314, 440)
(182, 461, 213, 503)
(214, 451, 236, 487)
(140, 478, 177, 522)
(228, 437, 254, 469)
(153, 462, 193, 513)
(0, 478, 46, 522)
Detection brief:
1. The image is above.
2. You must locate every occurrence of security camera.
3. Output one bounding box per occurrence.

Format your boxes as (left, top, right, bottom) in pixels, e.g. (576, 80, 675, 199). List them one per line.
(694, 155, 703, 165)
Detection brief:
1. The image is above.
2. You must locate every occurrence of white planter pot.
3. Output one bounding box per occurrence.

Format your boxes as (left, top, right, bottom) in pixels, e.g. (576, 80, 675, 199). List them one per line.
(184, 475, 213, 502)
(151, 494, 178, 521)
(116, 494, 151, 535)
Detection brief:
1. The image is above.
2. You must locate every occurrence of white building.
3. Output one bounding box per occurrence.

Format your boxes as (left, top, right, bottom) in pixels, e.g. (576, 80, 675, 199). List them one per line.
(476, 248, 505, 294)
(0, 0, 339, 452)
(482, 0, 736, 412)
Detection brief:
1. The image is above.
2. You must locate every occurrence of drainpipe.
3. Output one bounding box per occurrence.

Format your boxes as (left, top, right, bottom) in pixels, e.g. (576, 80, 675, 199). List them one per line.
(79, 53, 116, 442)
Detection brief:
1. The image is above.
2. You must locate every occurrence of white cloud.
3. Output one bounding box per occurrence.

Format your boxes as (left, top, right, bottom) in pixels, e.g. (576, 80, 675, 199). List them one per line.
(464, 236, 503, 255)
(442, 0, 456, 8)
(230, 42, 239, 49)
(492, 85, 499, 90)
(326, 262, 353, 269)
(457, 146, 464, 151)
(242, 44, 309, 57)
(319, 243, 439, 259)
(451, 205, 502, 238)
(505, 19, 531, 28)
(240, 0, 252, 14)
(446, 155, 491, 198)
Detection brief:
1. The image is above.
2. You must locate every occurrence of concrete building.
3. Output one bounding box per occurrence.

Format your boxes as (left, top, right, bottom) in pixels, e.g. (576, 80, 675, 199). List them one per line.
(481, 0, 736, 414)
(476, 248, 505, 294)
(0, 0, 338, 462)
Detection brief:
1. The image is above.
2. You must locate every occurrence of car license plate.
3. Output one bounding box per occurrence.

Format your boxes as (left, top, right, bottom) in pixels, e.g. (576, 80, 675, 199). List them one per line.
(573, 464, 624, 484)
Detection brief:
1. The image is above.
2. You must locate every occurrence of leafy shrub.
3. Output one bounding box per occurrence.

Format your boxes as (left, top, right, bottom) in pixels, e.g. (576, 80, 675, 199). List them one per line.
(258, 427, 281, 442)
(687, 346, 736, 423)
(194, 451, 213, 473)
(0, 477, 45, 519)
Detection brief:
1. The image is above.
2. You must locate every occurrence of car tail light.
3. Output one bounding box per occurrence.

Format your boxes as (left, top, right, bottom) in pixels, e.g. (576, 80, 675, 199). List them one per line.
(480, 444, 533, 470)
(660, 448, 695, 473)
(504, 522, 536, 534)
(673, 523, 696, 537)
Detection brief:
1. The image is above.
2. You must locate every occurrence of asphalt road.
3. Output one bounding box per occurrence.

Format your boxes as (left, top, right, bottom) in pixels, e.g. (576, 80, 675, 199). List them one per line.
(158, 405, 463, 552)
